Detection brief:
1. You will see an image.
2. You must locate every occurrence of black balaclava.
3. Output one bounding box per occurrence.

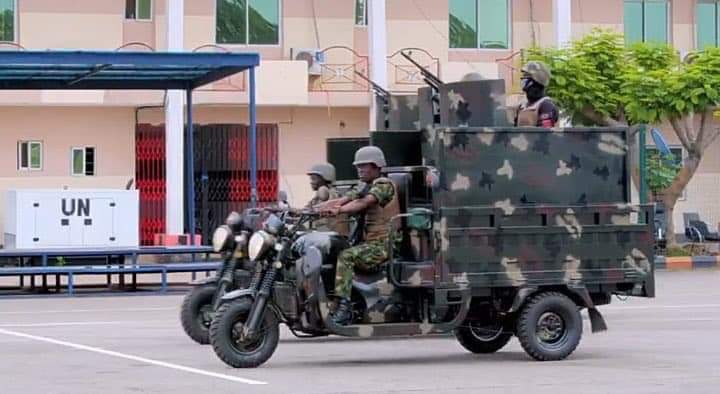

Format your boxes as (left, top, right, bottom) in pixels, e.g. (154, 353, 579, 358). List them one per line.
(521, 77, 546, 103)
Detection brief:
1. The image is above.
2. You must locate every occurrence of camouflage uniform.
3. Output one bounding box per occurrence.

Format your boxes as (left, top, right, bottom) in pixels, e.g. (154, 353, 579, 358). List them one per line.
(334, 178, 396, 299)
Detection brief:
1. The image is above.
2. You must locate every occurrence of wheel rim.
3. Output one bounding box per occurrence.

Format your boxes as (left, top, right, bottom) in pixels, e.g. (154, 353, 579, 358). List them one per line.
(535, 311, 567, 348)
(228, 315, 270, 355)
(469, 322, 504, 342)
(197, 304, 213, 329)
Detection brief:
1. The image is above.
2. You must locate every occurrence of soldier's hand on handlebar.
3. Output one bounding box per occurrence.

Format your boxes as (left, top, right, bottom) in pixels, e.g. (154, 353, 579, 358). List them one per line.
(318, 206, 340, 218)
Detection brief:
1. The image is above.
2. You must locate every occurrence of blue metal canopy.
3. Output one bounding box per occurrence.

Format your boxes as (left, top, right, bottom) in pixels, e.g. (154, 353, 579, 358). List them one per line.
(0, 50, 259, 90)
(0, 50, 261, 244)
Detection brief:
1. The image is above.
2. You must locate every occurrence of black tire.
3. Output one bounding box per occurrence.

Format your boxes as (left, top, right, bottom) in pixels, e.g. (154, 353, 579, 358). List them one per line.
(516, 291, 582, 361)
(455, 321, 513, 354)
(180, 285, 217, 345)
(210, 298, 279, 368)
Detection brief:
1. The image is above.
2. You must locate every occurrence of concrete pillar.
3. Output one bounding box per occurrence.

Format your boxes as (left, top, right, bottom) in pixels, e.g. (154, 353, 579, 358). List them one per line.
(554, 0, 571, 47)
(368, 0, 387, 130)
(165, 0, 184, 234)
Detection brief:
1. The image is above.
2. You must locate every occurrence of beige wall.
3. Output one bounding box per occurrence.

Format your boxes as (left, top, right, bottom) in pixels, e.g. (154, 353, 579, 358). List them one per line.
(0, 107, 135, 178)
(0, 106, 136, 243)
(2, 0, 719, 238)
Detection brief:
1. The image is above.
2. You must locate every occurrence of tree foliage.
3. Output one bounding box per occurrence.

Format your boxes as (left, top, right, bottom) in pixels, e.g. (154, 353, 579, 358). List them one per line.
(526, 29, 720, 245)
(646, 151, 681, 195)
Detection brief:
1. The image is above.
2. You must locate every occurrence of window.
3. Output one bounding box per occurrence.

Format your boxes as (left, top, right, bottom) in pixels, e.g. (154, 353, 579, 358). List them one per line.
(697, 1, 720, 49)
(449, 0, 509, 49)
(126, 0, 152, 20)
(355, 0, 367, 26)
(18, 141, 42, 171)
(216, 0, 280, 45)
(624, 0, 668, 44)
(0, 0, 15, 42)
(71, 147, 96, 176)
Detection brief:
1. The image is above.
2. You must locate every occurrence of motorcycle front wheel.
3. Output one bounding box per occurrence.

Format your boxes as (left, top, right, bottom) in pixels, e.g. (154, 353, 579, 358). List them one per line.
(209, 298, 279, 368)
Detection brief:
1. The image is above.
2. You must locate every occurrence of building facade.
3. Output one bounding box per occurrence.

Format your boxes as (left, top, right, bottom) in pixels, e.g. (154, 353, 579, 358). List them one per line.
(0, 0, 717, 244)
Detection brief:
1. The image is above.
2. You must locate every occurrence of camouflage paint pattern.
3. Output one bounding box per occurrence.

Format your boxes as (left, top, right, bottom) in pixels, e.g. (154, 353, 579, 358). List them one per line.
(387, 94, 420, 131)
(439, 79, 510, 128)
(425, 127, 654, 296)
(431, 128, 630, 205)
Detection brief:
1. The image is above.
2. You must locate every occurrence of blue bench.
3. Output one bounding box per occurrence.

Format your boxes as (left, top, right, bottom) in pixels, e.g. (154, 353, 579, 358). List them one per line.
(0, 265, 169, 295)
(0, 246, 219, 295)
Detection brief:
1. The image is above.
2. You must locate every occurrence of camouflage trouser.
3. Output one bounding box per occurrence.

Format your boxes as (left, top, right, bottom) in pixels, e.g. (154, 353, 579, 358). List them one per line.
(334, 240, 388, 299)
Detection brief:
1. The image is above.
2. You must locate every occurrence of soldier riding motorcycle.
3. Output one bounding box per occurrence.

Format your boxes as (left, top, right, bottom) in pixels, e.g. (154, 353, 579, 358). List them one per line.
(209, 147, 446, 368)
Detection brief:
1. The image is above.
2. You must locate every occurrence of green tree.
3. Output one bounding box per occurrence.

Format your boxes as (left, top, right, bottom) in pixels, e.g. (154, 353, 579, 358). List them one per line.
(646, 151, 681, 197)
(527, 29, 720, 246)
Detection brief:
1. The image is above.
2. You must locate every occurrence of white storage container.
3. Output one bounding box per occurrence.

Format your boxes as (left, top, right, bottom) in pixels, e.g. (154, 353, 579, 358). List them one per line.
(4, 189, 139, 249)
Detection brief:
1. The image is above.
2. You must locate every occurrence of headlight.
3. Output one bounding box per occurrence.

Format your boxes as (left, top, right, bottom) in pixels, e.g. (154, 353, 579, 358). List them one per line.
(263, 214, 284, 235)
(212, 226, 232, 252)
(248, 231, 274, 261)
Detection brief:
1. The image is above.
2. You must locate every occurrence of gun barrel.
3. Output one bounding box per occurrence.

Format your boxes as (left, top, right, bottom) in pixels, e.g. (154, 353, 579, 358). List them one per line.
(400, 51, 444, 87)
(354, 70, 390, 98)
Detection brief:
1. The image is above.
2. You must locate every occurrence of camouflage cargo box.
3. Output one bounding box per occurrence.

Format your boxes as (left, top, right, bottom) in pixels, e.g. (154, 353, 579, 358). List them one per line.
(424, 127, 654, 297)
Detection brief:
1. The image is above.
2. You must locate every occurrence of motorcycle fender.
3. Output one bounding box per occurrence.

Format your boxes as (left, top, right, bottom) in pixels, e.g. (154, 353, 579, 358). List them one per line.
(191, 276, 218, 286)
(220, 288, 256, 302)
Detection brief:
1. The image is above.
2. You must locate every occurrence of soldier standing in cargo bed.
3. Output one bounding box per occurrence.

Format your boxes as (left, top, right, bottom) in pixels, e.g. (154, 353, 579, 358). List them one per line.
(318, 146, 399, 325)
(514, 61, 559, 128)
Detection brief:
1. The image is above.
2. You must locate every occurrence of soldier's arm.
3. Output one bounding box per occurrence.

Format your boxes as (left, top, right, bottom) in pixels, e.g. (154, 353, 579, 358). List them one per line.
(337, 194, 378, 215)
(538, 100, 559, 128)
(315, 186, 330, 202)
(338, 180, 394, 215)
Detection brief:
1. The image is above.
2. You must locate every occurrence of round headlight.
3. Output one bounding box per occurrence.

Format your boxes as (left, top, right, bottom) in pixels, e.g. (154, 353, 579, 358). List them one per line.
(212, 226, 232, 252)
(263, 214, 284, 235)
(248, 231, 274, 261)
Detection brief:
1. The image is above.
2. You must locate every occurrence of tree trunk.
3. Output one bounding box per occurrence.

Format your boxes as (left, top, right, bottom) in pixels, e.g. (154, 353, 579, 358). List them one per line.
(661, 155, 701, 246)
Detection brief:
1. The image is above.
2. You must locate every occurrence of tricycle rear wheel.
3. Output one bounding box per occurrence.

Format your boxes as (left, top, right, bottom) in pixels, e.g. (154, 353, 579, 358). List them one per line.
(455, 321, 513, 354)
(516, 291, 582, 361)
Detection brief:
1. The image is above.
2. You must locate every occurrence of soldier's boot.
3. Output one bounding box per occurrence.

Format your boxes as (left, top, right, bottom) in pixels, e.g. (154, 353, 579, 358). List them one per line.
(332, 298, 353, 325)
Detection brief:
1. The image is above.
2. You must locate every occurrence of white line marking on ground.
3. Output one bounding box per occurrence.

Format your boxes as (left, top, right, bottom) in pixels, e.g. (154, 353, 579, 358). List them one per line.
(0, 321, 169, 328)
(607, 304, 720, 310)
(0, 328, 268, 386)
(613, 318, 720, 323)
(0, 307, 175, 315)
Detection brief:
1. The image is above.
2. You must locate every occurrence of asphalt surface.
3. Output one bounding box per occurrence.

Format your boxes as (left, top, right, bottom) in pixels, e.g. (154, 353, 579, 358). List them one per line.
(0, 270, 719, 394)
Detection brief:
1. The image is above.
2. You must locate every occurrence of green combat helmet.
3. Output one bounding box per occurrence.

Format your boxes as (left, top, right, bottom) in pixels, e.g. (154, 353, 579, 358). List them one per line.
(306, 163, 336, 183)
(521, 61, 551, 87)
(460, 72, 485, 82)
(352, 146, 387, 168)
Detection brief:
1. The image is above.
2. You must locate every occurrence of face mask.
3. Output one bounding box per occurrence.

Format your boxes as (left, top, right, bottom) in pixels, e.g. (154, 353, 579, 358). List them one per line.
(521, 77, 534, 92)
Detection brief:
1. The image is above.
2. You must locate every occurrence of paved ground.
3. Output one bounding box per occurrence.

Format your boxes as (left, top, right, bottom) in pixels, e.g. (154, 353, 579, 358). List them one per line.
(0, 270, 719, 394)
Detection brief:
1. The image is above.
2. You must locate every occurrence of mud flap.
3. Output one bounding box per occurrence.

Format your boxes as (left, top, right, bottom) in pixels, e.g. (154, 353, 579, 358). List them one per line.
(587, 307, 608, 333)
(567, 285, 608, 333)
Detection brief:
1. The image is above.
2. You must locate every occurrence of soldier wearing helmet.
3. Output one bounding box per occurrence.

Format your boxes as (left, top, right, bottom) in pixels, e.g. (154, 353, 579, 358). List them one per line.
(305, 163, 338, 208)
(318, 146, 399, 325)
(305, 163, 342, 232)
(514, 61, 559, 128)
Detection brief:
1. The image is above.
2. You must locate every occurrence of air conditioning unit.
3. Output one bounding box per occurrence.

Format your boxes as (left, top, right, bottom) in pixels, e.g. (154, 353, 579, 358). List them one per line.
(292, 48, 325, 76)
